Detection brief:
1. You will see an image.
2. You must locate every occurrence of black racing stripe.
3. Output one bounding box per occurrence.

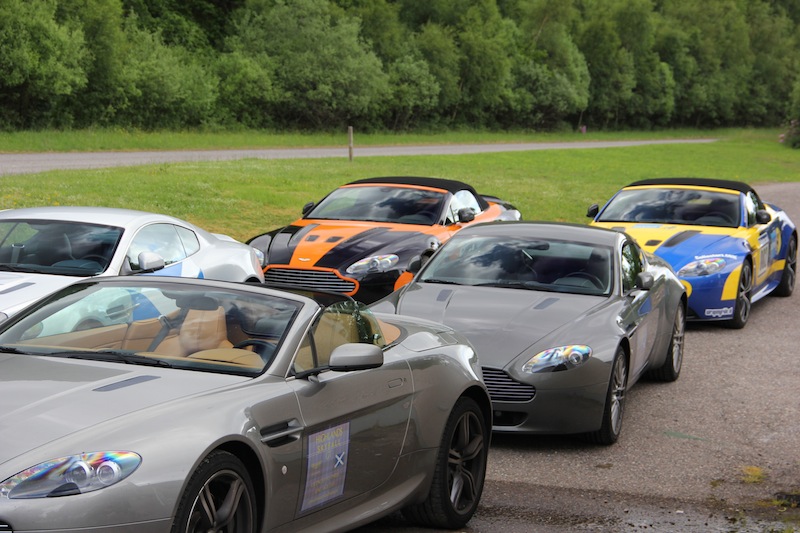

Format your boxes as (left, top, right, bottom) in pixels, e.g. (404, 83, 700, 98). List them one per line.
(316, 228, 427, 269)
(268, 224, 317, 264)
(660, 230, 701, 248)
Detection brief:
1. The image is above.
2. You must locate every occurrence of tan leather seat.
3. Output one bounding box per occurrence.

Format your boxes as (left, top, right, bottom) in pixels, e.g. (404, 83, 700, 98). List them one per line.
(155, 306, 232, 357)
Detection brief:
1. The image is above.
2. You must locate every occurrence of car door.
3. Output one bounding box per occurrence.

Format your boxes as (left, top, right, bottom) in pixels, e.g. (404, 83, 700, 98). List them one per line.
(744, 191, 782, 291)
(618, 239, 660, 378)
(287, 304, 413, 517)
(124, 223, 202, 277)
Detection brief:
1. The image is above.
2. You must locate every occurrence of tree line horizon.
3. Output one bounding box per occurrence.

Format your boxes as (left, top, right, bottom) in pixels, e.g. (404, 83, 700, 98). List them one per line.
(2, 0, 799, 134)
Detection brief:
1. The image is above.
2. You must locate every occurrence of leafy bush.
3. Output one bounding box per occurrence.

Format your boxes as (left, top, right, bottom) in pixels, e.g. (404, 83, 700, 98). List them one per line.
(0, 0, 88, 129)
(114, 17, 217, 129)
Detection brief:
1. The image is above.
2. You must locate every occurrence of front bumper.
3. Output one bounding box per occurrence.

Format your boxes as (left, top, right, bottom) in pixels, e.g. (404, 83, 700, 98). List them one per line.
(483, 366, 609, 435)
(263, 266, 400, 304)
(682, 273, 736, 321)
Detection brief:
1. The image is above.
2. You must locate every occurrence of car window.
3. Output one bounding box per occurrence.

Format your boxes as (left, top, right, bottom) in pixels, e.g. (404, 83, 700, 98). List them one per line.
(3, 282, 302, 376)
(175, 226, 201, 256)
(620, 241, 643, 292)
(445, 190, 482, 225)
(599, 187, 740, 228)
(419, 234, 612, 295)
(306, 185, 446, 225)
(0, 220, 121, 275)
(292, 300, 386, 374)
(127, 224, 187, 269)
(743, 191, 766, 227)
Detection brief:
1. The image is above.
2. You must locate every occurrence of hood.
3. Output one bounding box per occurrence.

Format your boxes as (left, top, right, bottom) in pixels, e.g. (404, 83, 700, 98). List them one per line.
(395, 283, 604, 367)
(594, 222, 741, 269)
(268, 222, 438, 271)
(0, 271, 83, 317)
(0, 354, 247, 462)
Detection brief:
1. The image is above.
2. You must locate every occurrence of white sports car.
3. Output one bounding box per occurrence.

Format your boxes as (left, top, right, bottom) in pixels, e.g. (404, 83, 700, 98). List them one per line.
(0, 206, 265, 320)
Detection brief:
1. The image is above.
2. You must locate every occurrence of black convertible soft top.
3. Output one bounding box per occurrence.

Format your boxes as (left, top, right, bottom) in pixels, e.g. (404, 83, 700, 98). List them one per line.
(347, 176, 490, 210)
(628, 177, 756, 195)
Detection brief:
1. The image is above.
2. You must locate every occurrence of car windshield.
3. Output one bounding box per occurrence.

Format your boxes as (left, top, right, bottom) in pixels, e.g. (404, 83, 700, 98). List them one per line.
(419, 235, 613, 296)
(0, 220, 123, 276)
(0, 281, 302, 376)
(598, 187, 741, 227)
(306, 185, 447, 225)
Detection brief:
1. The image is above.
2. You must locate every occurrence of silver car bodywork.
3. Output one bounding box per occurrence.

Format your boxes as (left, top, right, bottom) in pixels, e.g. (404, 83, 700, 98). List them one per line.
(0, 277, 490, 532)
(0, 206, 265, 319)
(372, 222, 686, 444)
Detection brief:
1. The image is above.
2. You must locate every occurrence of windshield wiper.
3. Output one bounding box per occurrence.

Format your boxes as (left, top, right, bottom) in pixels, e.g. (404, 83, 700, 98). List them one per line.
(0, 264, 53, 274)
(47, 350, 173, 368)
(0, 264, 32, 272)
(0, 345, 27, 354)
(473, 280, 539, 289)
(421, 278, 461, 285)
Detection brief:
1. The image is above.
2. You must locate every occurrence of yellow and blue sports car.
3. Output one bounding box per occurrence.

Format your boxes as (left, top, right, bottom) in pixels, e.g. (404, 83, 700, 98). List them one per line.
(588, 178, 797, 329)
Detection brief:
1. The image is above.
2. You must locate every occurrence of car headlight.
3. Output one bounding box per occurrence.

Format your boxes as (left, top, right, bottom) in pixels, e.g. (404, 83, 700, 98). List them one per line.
(0, 451, 141, 499)
(252, 247, 266, 267)
(346, 254, 399, 275)
(522, 345, 592, 373)
(677, 257, 727, 277)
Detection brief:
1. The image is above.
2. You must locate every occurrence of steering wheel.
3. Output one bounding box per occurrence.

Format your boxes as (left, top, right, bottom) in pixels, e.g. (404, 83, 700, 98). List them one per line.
(563, 272, 604, 289)
(233, 339, 276, 364)
(700, 211, 736, 225)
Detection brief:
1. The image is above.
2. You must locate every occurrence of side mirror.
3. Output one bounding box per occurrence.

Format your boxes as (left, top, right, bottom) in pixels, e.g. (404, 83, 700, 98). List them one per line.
(302, 201, 315, 216)
(457, 207, 476, 223)
(406, 247, 436, 276)
(635, 271, 654, 290)
(329, 343, 383, 371)
(587, 204, 599, 218)
(137, 251, 165, 273)
(406, 255, 422, 274)
(756, 210, 771, 225)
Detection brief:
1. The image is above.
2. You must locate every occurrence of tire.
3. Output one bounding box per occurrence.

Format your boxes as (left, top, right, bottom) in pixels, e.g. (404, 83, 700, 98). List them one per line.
(584, 347, 628, 445)
(171, 450, 256, 533)
(648, 304, 685, 382)
(403, 397, 488, 529)
(725, 260, 752, 329)
(774, 235, 797, 297)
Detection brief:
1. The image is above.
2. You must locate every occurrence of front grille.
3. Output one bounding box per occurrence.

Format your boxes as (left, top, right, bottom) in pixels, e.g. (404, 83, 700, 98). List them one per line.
(264, 267, 357, 293)
(481, 367, 536, 402)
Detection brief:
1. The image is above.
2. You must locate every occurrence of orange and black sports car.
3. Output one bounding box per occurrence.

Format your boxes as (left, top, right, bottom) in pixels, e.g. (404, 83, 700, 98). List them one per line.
(248, 176, 522, 303)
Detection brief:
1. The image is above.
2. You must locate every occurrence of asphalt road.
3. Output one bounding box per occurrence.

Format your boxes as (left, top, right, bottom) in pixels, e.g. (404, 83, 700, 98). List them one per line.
(5, 144, 798, 531)
(0, 138, 717, 175)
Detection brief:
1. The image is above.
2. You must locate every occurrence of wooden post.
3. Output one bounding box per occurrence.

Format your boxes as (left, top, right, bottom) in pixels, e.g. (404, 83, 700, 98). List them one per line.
(348, 126, 354, 162)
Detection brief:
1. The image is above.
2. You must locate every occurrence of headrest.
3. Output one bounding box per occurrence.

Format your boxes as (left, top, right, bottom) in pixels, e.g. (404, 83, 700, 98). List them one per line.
(251, 316, 288, 337)
(176, 295, 220, 311)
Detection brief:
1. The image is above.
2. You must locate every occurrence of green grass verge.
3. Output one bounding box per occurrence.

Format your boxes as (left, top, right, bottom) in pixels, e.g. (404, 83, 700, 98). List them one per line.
(2, 129, 797, 243)
(0, 127, 745, 152)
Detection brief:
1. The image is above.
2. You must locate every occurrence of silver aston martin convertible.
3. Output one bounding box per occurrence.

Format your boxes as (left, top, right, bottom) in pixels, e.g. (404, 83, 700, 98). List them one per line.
(372, 222, 687, 445)
(0, 277, 490, 532)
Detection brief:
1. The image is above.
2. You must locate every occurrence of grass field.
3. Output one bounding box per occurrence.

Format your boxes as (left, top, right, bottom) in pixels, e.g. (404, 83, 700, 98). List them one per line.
(2, 128, 797, 242)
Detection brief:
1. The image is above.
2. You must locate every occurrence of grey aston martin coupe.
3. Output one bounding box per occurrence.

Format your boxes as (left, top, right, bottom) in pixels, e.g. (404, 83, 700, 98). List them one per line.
(372, 222, 686, 445)
(0, 277, 490, 532)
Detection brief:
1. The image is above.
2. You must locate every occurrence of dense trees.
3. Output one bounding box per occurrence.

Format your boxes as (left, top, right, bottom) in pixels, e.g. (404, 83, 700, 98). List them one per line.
(1, 0, 798, 134)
